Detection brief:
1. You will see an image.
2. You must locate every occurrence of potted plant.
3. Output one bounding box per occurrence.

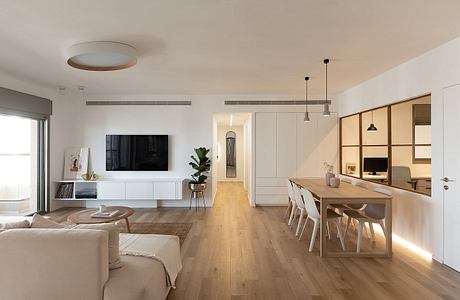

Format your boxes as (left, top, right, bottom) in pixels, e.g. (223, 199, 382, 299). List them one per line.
(188, 147, 211, 191)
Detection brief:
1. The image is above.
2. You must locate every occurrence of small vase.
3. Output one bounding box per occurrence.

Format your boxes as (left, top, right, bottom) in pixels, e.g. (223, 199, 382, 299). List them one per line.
(325, 172, 335, 186)
(330, 177, 341, 188)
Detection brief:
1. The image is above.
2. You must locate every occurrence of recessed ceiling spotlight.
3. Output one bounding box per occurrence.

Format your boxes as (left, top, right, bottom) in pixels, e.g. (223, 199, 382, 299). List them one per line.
(66, 41, 137, 71)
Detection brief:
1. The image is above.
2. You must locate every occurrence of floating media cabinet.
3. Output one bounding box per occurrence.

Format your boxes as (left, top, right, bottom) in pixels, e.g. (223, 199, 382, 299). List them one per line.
(54, 179, 185, 208)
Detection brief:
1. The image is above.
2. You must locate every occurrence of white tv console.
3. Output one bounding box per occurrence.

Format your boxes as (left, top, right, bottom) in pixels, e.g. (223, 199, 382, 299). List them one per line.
(54, 178, 185, 208)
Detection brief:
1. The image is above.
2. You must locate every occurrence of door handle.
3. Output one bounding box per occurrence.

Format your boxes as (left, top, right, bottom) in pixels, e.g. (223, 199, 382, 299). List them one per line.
(441, 177, 455, 182)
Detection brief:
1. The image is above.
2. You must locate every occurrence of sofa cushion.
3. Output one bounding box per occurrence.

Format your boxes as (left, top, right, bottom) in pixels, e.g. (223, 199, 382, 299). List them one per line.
(104, 255, 168, 300)
(74, 223, 122, 270)
(0, 219, 30, 230)
(30, 214, 66, 228)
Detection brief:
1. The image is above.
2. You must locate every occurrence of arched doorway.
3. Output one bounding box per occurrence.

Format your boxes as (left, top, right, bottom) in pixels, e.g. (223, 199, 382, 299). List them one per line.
(226, 131, 236, 178)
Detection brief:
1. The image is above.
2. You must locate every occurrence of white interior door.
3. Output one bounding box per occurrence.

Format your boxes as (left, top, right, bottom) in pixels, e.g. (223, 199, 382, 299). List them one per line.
(443, 84, 460, 272)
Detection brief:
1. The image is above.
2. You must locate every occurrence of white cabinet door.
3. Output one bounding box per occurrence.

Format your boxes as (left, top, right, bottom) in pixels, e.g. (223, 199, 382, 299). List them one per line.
(126, 182, 154, 200)
(276, 113, 297, 177)
(154, 182, 176, 200)
(255, 113, 277, 177)
(443, 84, 460, 272)
(98, 182, 125, 200)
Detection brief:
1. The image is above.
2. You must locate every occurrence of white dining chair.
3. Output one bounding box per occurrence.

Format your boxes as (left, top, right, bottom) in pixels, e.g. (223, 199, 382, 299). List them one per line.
(329, 177, 368, 238)
(285, 179, 297, 226)
(344, 187, 392, 253)
(291, 183, 308, 236)
(299, 187, 346, 252)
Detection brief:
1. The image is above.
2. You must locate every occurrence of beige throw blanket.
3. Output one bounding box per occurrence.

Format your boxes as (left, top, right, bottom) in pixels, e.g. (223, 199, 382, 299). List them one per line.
(119, 233, 182, 288)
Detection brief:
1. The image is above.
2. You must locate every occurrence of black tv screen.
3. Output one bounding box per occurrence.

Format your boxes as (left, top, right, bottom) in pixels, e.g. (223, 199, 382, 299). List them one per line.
(363, 157, 388, 174)
(106, 135, 168, 171)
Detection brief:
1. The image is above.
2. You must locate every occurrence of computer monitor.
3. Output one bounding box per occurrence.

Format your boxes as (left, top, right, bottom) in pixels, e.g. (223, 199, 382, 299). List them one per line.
(363, 157, 388, 175)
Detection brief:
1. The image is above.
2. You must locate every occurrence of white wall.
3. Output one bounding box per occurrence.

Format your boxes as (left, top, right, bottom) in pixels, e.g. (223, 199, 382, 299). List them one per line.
(338, 35, 460, 262)
(216, 125, 244, 181)
(61, 93, 337, 208)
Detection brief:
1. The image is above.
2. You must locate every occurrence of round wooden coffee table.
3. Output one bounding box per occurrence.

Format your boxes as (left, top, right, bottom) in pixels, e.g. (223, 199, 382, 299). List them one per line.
(68, 206, 134, 232)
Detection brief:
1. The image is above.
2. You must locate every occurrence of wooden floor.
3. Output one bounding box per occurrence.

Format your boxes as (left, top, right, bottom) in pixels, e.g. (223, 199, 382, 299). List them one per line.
(49, 182, 460, 300)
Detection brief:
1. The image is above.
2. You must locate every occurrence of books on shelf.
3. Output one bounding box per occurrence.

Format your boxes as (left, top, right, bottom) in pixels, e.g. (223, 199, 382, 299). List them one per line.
(55, 183, 74, 199)
(90, 210, 119, 218)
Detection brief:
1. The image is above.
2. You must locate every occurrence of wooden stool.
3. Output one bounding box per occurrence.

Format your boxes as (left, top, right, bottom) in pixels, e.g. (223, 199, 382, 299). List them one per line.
(189, 190, 206, 211)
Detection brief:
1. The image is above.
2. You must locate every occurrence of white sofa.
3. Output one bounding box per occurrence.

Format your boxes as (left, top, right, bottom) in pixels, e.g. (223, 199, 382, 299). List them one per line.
(0, 229, 171, 300)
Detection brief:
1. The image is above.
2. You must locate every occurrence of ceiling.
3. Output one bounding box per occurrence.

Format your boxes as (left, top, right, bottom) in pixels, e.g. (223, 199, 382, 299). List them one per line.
(1, 0, 460, 95)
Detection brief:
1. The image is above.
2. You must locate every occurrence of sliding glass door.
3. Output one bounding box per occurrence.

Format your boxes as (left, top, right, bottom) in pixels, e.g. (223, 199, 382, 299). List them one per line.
(0, 114, 47, 216)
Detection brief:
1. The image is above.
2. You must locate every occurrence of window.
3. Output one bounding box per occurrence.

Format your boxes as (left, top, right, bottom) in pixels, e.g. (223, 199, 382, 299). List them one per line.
(340, 95, 431, 196)
(0, 114, 48, 215)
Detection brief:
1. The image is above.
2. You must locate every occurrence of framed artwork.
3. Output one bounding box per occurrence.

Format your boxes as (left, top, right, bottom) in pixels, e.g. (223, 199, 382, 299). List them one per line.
(64, 147, 89, 179)
(346, 163, 357, 175)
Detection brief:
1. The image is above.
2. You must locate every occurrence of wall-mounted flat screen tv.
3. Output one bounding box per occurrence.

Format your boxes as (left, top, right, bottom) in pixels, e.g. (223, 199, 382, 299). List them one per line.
(106, 135, 168, 171)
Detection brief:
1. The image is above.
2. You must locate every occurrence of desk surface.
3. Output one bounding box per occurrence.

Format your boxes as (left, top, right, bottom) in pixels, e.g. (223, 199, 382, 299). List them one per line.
(290, 178, 391, 200)
(362, 174, 387, 179)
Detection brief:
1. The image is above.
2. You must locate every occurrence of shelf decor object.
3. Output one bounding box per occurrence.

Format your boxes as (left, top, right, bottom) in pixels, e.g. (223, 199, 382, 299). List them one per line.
(81, 171, 99, 181)
(324, 162, 334, 186)
(63, 147, 89, 179)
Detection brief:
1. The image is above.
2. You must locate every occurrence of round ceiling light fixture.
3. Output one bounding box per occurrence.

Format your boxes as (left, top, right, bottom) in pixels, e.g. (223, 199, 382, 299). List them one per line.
(66, 41, 137, 71)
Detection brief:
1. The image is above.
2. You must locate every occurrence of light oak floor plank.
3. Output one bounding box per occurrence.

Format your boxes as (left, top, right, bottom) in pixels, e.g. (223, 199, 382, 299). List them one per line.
(48, 182, 460, 300)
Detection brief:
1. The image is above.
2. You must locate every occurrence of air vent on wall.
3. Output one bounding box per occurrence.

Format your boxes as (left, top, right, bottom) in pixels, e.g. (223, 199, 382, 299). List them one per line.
(86, 100, 192, 106)
(224, 100, 331, 106)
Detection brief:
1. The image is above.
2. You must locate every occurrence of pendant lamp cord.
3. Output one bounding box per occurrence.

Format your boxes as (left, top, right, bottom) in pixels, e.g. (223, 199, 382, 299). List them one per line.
(305, 76, 309, 112)
(324, 59, 329, 101)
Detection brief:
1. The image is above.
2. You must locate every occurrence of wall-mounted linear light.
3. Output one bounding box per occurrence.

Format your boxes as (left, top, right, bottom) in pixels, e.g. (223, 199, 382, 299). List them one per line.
(224, 59, 333, 113)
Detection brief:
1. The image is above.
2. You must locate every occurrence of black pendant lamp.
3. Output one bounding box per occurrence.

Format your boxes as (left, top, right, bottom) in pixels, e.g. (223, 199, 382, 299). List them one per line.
(303, 76, 310, 122)
(323, 59, 331, 116)
(367, 111, 378, 131)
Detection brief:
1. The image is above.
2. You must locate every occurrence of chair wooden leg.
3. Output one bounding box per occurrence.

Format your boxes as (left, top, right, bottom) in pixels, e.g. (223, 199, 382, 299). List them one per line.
(369, 222, 376, 242)
(296, 210, 304, 236)
(309, 219, 319, 252)
(335, 218, 346, 251)
(357, 221, 364, 253)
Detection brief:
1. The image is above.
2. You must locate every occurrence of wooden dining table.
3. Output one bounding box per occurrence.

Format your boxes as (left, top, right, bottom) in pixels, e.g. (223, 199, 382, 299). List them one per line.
(290, 178, 393, 258)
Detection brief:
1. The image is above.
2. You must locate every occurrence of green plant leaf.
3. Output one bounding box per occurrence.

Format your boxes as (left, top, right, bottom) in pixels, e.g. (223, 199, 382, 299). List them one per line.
(189, 147, 211, 183)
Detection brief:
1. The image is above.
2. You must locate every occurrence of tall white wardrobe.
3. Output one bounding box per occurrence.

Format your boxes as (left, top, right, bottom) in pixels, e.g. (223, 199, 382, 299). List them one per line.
(255, 112, 338, 205)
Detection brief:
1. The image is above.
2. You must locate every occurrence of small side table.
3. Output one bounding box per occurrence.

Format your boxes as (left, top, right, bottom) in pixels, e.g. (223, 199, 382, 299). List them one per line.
(68, 206, 134, 232)
(189, 191, 206, 211)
